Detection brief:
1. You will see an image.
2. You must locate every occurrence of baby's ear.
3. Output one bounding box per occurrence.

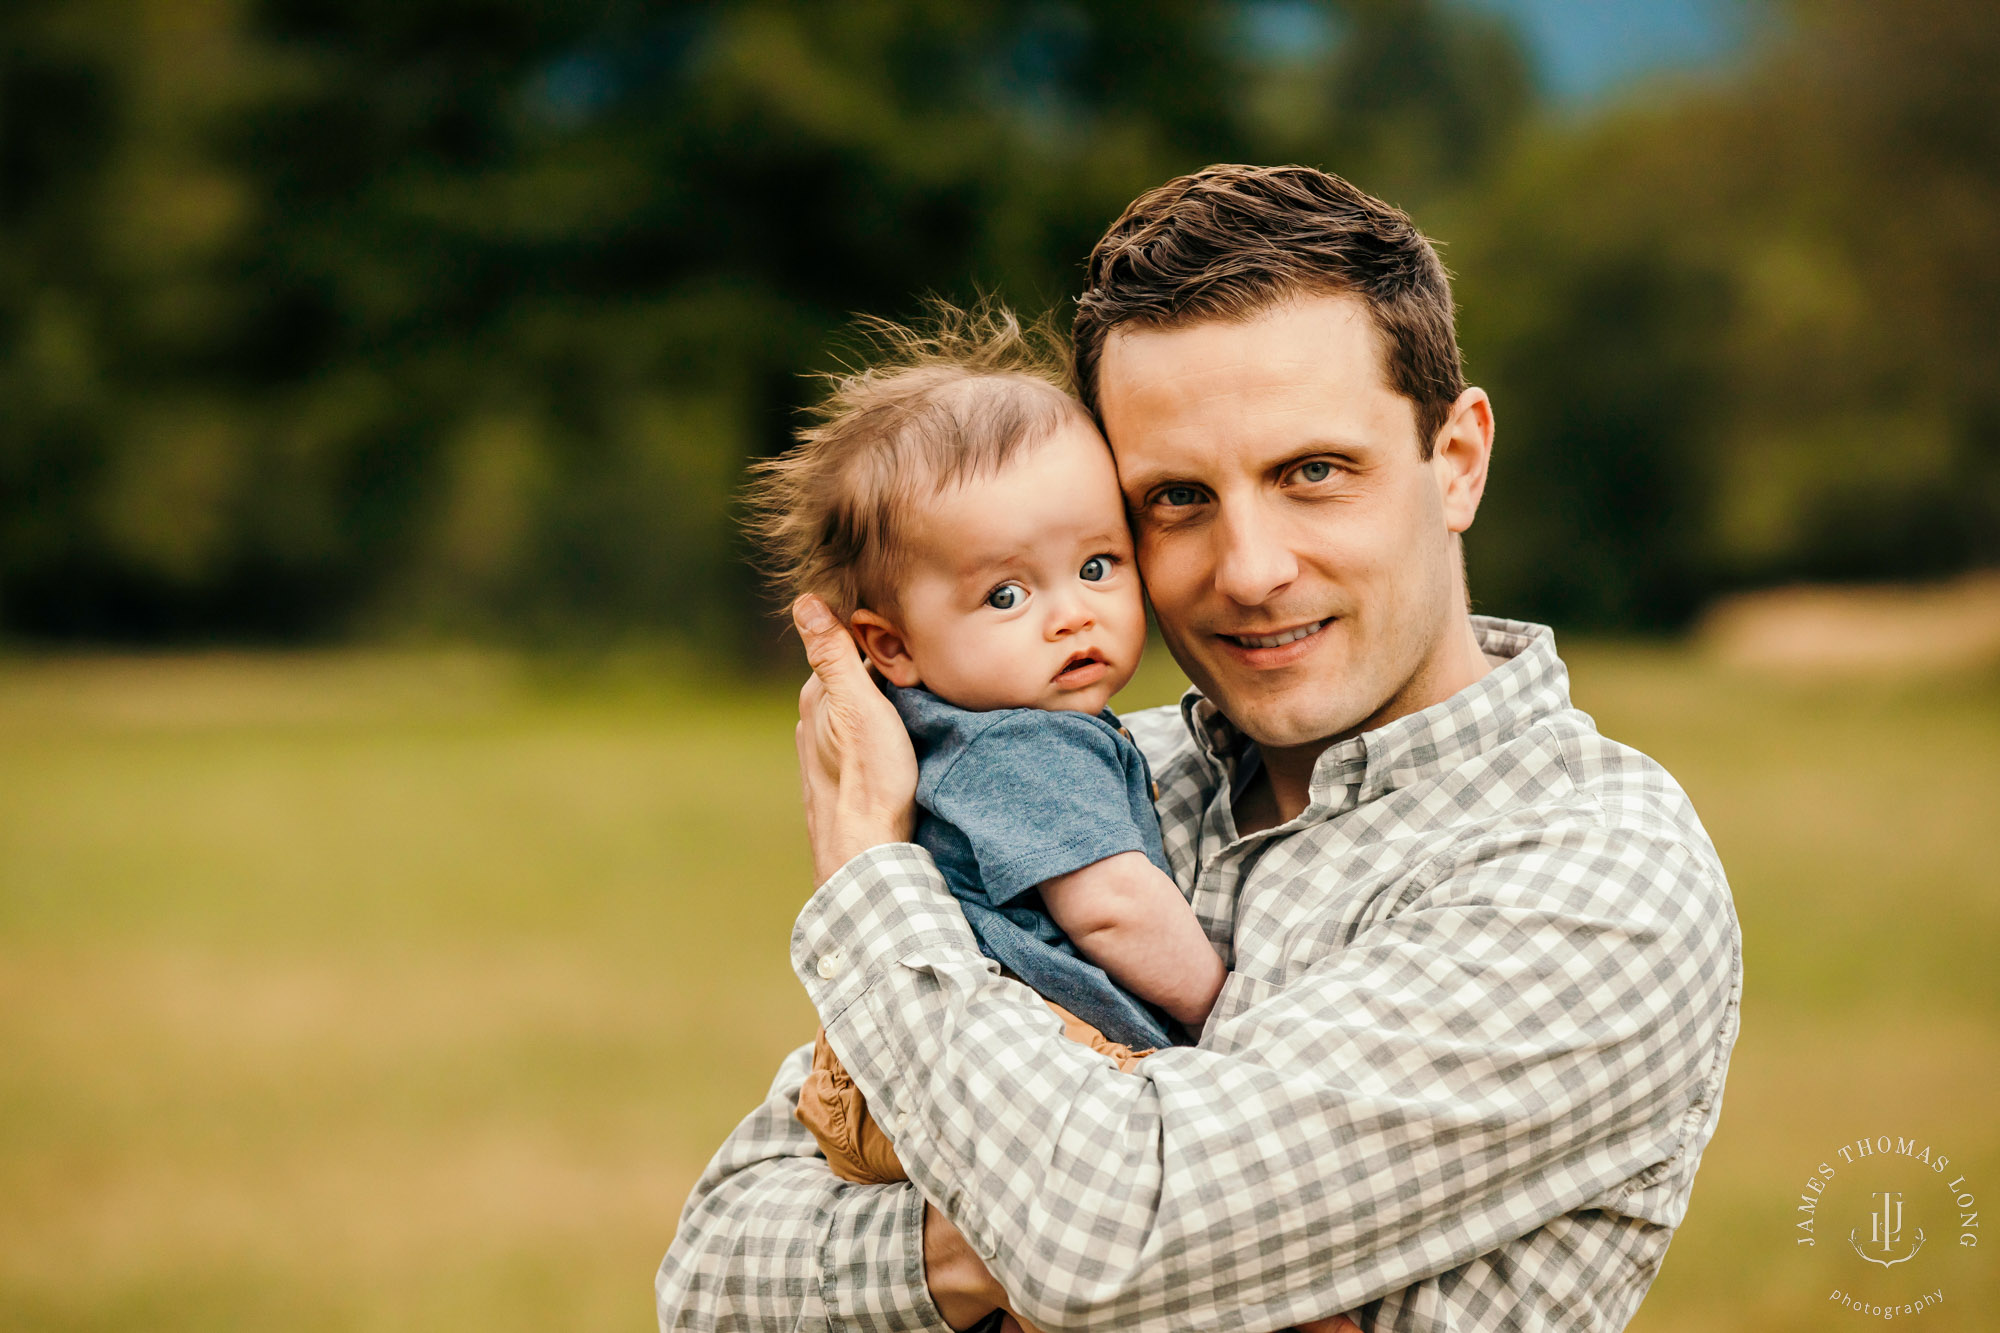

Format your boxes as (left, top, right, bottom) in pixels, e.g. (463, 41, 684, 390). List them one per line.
(848, 609, 922, 687)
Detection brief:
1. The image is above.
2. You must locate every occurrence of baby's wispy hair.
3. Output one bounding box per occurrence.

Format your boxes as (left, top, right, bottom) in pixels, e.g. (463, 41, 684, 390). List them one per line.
(743, 298, 1086, 620)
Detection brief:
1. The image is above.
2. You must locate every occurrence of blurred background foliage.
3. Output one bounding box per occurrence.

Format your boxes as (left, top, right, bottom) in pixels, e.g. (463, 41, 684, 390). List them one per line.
(6, 8, 2000, 1332)
(3, 0, 1997, 652)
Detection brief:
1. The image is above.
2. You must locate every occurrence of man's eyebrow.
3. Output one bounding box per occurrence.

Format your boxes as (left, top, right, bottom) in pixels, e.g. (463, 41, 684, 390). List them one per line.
(1118, 437, 1374, 492)
(1114, 462, 1187, 494)
(1257, 437, 1372, 465)
(1292, 437, 1372, 459)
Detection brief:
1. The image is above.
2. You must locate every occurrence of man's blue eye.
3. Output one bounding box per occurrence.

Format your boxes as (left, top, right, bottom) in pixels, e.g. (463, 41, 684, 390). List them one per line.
(1079, 556, 1109, 582)
(986, 585, 1021, 610)
(1297, 460, 1333, 483)
(1160, 486, 1202, 507)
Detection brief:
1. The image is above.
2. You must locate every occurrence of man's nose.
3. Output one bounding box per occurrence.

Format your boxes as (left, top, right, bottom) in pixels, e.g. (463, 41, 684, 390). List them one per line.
(1212, 503, 1298, 605)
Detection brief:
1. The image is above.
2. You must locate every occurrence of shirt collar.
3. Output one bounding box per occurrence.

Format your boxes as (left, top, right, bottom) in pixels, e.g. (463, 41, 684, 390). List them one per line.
(1177, 616, 1572, 810)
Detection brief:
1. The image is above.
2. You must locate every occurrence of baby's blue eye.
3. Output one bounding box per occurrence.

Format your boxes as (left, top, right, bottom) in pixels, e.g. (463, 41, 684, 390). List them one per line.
(1080, 556, 1110, 582)
(985, 585, 1021, 610)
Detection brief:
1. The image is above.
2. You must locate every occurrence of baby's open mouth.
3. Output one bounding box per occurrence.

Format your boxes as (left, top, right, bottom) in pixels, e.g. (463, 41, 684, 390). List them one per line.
(1053, 651, 1108, 685)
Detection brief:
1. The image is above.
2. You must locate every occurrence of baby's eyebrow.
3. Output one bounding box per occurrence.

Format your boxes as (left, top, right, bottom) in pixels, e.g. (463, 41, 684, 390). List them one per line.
(950, 551, 1029, 586)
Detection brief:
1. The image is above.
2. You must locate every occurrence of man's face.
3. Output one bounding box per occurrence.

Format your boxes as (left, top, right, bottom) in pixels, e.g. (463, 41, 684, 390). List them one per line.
(1097, 293, 1486, 755)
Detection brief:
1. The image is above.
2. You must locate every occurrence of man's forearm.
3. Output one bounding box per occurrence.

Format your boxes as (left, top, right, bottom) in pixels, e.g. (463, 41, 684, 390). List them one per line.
(656, 1042, 951, 1333)
(795, 841, 1738, 1332)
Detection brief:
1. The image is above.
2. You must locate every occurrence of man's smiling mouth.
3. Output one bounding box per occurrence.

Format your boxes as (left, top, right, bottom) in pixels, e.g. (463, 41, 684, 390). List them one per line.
(1223, 618, 1330, 650)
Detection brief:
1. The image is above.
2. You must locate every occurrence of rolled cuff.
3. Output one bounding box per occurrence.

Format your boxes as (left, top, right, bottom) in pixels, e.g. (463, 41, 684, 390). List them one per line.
(791, 842, 1001, 1218)
(818, 1181, 958, 1333)
(791, 842, 984, 1029)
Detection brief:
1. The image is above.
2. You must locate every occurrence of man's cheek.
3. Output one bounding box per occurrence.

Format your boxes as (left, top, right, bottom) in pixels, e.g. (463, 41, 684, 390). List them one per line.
(1134, 539, 1195, 612)
(1318, 532, 1390, 590)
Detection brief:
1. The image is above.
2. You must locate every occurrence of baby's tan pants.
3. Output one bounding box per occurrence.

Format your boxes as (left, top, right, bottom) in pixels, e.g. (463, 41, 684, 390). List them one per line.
(796, 1000, 1152, 1184)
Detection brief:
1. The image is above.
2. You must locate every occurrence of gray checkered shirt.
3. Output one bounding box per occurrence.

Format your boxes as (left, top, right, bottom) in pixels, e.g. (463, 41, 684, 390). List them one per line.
(657, 618, 1741, 1332)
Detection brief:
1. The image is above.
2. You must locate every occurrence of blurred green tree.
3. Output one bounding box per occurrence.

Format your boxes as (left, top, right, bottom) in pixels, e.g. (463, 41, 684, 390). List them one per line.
(3, 0, 1992, 648)
(2, 0, 1532, 648)
(1455, 0, 2000, 624)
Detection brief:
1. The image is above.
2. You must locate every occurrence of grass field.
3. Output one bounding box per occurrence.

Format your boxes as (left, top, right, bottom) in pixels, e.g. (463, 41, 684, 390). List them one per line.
(1, 642, 1994, 1331)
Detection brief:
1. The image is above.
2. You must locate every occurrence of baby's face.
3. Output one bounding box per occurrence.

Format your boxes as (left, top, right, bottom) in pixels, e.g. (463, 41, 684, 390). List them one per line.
(871, 418, 1147, 714)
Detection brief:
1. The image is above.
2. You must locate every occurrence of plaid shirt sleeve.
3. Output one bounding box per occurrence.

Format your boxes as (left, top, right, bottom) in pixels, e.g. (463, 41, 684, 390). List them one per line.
(655, 1041, 955, 1333)
(788, 827, 1736, 1332)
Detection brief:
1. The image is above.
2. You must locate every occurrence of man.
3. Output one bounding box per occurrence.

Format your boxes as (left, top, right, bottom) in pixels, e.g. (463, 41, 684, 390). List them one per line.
(657, 165, 1740, 1332)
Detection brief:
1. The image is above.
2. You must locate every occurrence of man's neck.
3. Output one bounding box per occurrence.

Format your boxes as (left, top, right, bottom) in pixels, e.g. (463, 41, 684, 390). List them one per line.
(1235, 615, 1496, 835)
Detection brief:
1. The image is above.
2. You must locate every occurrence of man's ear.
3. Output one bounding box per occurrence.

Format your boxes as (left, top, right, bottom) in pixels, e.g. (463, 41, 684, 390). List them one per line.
(1431, 386, 1494, 535)
(849, 609, 922, 687)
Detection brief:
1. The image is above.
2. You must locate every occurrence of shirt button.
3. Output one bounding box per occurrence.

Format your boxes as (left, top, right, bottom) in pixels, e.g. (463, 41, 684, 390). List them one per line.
(816, 949, 846, 980)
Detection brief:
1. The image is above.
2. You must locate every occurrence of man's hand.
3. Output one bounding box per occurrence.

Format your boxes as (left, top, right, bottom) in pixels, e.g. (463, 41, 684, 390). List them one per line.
(923, 1203, 1008, 1330)
(792, 595, 919, 885)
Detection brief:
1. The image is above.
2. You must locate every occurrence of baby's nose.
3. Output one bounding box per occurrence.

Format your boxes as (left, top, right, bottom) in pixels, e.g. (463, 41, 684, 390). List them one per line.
(1048, 598, 1095, 636)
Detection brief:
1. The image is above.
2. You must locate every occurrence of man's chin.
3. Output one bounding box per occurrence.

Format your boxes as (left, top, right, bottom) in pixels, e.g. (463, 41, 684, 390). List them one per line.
(1234, 704, 1366, 755)
(1193, 675, 1362, 752)
(1171, 634, 1364, 742)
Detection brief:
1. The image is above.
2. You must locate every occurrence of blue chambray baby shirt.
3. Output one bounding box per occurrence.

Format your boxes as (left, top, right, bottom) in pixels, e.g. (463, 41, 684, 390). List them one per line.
(888, 684, 1180, 1050)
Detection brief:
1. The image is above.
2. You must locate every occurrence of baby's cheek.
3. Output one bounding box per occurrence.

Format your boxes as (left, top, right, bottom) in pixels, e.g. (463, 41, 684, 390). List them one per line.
(935, 623, 1047, 711)
(1115, 587, 1151, 646)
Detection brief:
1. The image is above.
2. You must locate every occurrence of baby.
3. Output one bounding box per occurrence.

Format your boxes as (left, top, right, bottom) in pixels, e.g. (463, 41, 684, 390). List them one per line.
(745, 307, 1226, 1183)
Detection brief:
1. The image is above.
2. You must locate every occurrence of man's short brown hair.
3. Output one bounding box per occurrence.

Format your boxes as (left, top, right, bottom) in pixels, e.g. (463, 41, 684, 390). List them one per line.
(1073, 164, 1466, 455)
(743, 302, 1083, 620)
